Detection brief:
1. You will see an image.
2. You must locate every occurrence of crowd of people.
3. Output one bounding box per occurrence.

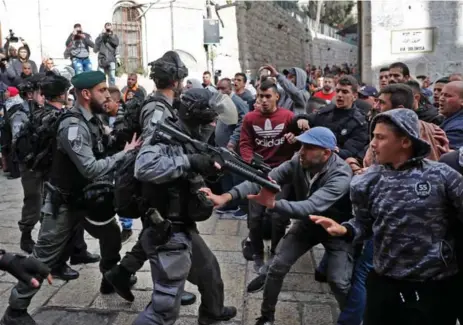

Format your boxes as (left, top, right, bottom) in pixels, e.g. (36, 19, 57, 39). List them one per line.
(0, 24, 462, 325)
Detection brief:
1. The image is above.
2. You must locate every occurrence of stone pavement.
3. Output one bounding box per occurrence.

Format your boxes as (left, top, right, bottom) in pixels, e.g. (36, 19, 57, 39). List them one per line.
(0, 176, 338, 325)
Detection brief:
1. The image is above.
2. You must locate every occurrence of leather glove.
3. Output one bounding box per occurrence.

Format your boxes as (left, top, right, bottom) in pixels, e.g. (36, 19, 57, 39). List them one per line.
(0, 251, 51, 287)
(187, 154, 217, 175)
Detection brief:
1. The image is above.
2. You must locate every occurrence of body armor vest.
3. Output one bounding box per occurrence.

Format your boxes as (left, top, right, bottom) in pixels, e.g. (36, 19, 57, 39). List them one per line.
(49, 112, 107, 197)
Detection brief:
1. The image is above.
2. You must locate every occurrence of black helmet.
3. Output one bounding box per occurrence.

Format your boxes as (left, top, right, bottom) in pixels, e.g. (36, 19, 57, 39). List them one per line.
(148, 51, 188, 82)
(178, 88, 238, 126)
(40, 71, 71, 99)
(28, 73, 47, 90)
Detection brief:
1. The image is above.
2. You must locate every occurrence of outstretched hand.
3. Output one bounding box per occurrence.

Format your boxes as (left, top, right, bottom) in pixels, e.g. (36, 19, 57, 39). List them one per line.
(199, 188, 231, 208)
(124, 133, 142, 152)
(310, 215, 347, 236)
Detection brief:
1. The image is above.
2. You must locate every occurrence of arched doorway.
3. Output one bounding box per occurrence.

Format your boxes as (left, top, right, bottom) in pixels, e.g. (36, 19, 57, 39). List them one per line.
(112, 5, 143, 74)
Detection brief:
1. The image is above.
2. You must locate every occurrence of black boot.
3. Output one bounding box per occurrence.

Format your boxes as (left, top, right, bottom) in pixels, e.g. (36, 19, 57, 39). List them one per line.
(103, 265, 135, 301)
(101, 274, 137, 295)
(70, 251, 101, 265)
(198, 306, 237, 325)
(0, 307, 36, 325)
(180, 291, 197, 306)
(51, 263, 79, 281)
(20, 232, 35, 255)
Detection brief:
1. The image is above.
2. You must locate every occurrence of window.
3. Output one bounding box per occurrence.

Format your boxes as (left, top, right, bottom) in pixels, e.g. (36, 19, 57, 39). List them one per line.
(112, 6, 143, 74)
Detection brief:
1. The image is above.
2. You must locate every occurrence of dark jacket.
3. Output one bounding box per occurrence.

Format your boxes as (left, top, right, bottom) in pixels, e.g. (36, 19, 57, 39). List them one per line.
(94, 33, 119, 68)
(296, 103, 369, 160)
(228, 153, 353, 223)
(65, 33, 95, 59)
(416, 103, 444, 126)
(441, 110, 463, 149)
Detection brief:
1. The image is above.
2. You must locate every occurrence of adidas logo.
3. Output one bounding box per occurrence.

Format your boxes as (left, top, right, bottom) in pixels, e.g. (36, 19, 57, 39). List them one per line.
(252, 119, 286, 148)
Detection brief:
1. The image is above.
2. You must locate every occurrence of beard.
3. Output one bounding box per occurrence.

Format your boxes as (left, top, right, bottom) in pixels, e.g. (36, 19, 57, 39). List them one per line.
(323, 85, 332, 92)
(89, 97, 106, 114)
(300, 154, 326, 172)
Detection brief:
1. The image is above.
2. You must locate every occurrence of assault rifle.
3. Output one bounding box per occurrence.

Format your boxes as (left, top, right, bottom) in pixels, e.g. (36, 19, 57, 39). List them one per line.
(153, 120, 281, 193)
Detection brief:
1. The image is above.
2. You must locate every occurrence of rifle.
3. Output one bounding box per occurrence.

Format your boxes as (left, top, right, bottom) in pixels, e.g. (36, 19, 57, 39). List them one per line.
(153, 120, 281, 193)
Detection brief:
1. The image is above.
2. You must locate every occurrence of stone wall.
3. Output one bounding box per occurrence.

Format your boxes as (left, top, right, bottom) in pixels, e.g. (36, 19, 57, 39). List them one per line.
(234, 1, 357, 76)
(367, 0, 463, 85)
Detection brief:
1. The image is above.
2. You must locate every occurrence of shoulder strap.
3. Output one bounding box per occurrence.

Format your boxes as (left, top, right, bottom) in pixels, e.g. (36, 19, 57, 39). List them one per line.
(143, 95, 177, 119)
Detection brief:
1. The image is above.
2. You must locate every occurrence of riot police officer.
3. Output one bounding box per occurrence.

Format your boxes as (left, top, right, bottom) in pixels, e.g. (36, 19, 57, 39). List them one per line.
(132, 88, 237, 325)
(104, 51, 196, 305)
(0, 71, 141, 325)
(15, 72, 100, 280)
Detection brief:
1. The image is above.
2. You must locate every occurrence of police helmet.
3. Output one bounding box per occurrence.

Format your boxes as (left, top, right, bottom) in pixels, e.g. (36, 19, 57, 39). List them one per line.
(179, 88, 238, 126)
(28, 73, 47, 90)
(17, 81, 35, 94)
(148, 51, 188, 82)
(40, 71, 71, 99)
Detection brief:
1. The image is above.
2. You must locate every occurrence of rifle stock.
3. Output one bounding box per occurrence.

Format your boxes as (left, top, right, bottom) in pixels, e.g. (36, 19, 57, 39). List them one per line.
(154, 121, 281, 193)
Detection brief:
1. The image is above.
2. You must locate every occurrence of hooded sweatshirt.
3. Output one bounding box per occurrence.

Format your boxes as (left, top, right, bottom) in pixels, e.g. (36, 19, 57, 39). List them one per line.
(415, 103, 444, 126)
(344, 109, 463, 281)
(276, 67, 310, 114)
(186, 78, 202, 89)
(11, 46, 38, 76)
(363, 110, 449, 166)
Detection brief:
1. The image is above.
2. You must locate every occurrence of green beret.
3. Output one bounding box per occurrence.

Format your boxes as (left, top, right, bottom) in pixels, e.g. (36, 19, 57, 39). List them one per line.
(71, 71, 106, 90)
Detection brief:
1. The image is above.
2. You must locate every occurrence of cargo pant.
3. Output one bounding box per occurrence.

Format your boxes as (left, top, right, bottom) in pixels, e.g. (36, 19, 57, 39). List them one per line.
(18, 165, 88, 258)
(133, 228, 225, 325)
(18, 165, 43, 234)
(261, 220, 354, 320)
(8, 196, 121, 310)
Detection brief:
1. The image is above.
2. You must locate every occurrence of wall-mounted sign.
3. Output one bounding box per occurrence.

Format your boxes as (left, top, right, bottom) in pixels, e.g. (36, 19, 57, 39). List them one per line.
(204, 19, 220, 44)
(391, 28, 435, 54)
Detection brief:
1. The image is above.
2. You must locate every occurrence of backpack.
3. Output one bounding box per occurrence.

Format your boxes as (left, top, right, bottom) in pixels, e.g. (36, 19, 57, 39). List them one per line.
(113, 148, 143, 219)
(2, 104, 26, 150)
(112, 96, 176, 219)
(14, 109, 82, 173)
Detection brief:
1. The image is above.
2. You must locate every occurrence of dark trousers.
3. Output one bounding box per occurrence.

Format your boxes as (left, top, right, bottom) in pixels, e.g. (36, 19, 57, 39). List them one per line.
(7, 150, 19, 177)
(9, 208, 121, 310)
(133, 228, 225, 325)
(262, 221, 353, 319)
(248, 185, 291, 257)
(19, 166, 43, 233)
(364, 271, 458, 325)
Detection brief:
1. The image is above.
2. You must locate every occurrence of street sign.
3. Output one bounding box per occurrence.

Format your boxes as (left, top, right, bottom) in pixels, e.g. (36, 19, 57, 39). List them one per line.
(204, 19, 220, 44)
(391, 28, 435, 54)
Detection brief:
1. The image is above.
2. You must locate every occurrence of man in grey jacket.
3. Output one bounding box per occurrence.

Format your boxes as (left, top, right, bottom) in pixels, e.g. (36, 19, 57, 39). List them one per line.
(94, 23, 119, 86)
(262, 65, 310, 114)
(202, 127, 354, 325)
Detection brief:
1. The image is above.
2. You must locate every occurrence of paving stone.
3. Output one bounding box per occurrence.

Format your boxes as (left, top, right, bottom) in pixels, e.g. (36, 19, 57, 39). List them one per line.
(112, 312, 138, 325)
(214, 251, 247, 265)
(238, 220, 248, 237)
(34, 309, 68, 325)
(197, 214, 218, 235)
(0, 283, 14, 316)
(282, 273, 323, 292)
(302, 304, 334, 325)
(214, 219, 240, 236)
(202, 235, 242, 251)
(132, 271, 152, 291)
(47, 268, 101, 308)
(279, 291, 337, 304)
(244, 298, 300, 325)
(29, 282, 65, 314)
(0, 227, 21, 245)
(56, 311, 113, 325)
(91, 290, 151, 312)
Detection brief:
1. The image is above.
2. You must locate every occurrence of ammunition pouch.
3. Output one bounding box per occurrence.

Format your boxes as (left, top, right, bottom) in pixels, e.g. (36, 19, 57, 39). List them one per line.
(145, 208, 172, 246)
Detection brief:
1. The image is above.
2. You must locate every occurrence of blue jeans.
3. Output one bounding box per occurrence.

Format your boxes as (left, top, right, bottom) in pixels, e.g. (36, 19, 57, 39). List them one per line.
(99, 62, 116, 86)
(337, 239, 374, 325)
(72, 57, 92, 74)
(119, 217, 133, 230)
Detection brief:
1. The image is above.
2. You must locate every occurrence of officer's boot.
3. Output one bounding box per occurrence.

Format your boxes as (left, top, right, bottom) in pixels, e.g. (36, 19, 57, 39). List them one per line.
(0, 307, 36, 325)
(198, 306, 238, 325)
(103, 265, 137, 301)
(19, 232, 35, 255)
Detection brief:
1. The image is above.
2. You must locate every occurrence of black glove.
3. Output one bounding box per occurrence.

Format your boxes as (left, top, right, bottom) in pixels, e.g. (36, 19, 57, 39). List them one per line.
(187, 154, 218, 175)
(0, 251, 50, 287)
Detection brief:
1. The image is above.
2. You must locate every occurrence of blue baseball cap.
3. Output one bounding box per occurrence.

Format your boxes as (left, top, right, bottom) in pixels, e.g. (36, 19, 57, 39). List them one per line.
(295, 127, 337, 150)
(359, 85, 378, 97)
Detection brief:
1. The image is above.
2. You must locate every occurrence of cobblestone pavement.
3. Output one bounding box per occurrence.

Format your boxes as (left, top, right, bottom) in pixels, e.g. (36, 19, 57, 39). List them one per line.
(0, 176, 338, 325)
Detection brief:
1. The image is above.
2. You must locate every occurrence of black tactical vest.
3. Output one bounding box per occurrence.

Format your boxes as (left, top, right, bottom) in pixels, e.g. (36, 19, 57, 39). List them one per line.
(49, 112, 107, 197)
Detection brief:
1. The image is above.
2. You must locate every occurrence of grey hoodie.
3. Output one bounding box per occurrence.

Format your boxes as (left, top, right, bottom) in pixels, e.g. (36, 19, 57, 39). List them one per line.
(186, 78, 202, 89)
(277, 67, 310, 114)
(345, 108, 463, 281)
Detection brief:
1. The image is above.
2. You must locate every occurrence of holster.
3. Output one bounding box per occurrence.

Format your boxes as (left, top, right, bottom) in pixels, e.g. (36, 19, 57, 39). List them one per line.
(145, 208, 173, 246)
(44, 182, 69, 219)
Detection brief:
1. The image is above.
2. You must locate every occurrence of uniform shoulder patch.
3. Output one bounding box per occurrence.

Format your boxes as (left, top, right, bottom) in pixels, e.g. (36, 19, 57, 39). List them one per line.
(68, 126, 79, 141)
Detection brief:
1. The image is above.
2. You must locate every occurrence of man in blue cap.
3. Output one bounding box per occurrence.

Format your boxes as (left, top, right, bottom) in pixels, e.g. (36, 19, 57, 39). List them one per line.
(202, 127, 354, 325)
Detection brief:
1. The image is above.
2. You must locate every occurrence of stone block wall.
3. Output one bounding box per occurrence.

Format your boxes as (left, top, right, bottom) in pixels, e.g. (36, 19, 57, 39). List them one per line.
(368, 0, 463, 85)
(234, 1, 357, 76)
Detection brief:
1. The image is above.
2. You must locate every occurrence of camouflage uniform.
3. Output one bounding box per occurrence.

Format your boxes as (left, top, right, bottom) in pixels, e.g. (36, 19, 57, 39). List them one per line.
(343, 109, 460, 325)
